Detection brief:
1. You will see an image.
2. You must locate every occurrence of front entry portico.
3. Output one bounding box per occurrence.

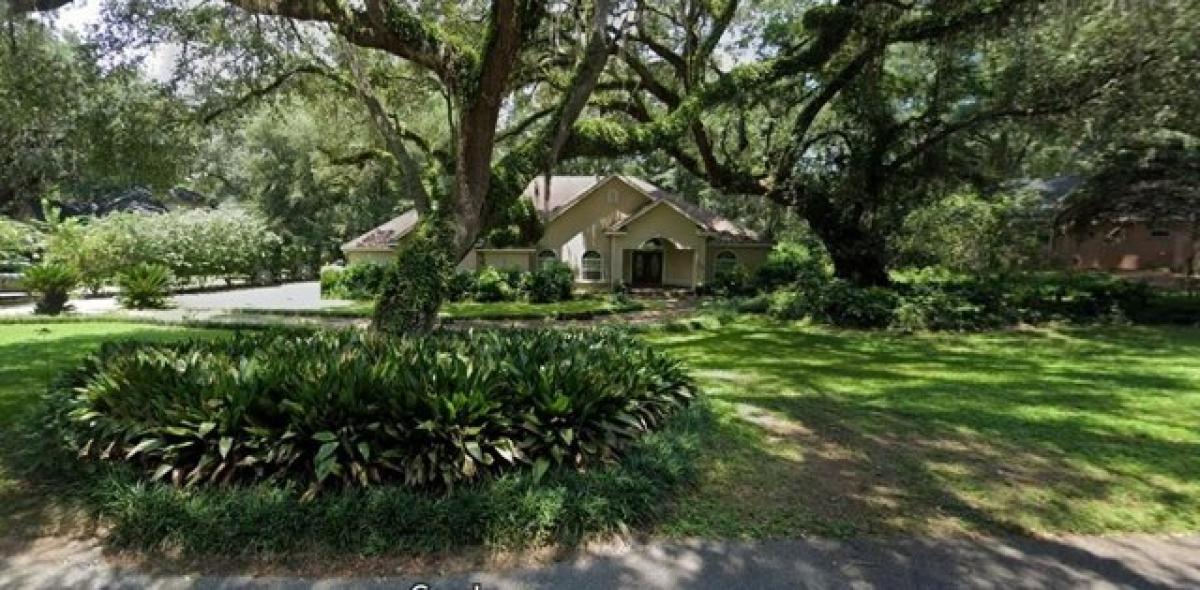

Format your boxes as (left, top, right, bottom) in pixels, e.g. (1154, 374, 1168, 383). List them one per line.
(615, 235, 698, 289)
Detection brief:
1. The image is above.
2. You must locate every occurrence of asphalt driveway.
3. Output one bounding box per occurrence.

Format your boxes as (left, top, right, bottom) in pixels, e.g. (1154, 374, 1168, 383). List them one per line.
(0, 281, 349, 317)
(170, 281, 347, 311)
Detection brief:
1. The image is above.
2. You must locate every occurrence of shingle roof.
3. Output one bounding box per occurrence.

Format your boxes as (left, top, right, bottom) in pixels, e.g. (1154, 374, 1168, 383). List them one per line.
(521, 175, 609, 216)
(342, 209, 419, 250)
(523, 175, 762, 242)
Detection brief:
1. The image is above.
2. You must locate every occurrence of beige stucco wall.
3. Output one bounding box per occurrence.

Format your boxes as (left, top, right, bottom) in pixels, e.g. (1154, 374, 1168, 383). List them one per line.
(459, 250, 477, 272)
(344, 250, 393, 266)
(477, 250, 532, 272)
(613, 203, 709, 288)
(617, 243, 695, 287)
(705, 244, 772, 281)
(663, 246, 695, 286)
(537, 178, 650, 284)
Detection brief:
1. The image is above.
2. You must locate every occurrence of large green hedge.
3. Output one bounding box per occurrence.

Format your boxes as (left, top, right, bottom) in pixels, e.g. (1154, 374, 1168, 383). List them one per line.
(48, 329, 694, 496)
(43, 207, 298, 291)
(93, 404, 707, 554)
(758, 271, 1160, 330)
(322, 261, 577, 304)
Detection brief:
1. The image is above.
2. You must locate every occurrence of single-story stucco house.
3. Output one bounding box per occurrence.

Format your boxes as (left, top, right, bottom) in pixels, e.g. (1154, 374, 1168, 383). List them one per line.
(342, 175, 773, 290)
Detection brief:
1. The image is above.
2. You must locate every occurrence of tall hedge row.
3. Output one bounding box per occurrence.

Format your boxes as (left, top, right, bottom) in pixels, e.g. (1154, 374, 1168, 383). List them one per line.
(44, 207, 295, 290)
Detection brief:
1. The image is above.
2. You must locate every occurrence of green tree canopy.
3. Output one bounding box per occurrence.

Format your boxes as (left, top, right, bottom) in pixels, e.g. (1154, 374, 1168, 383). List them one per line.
(0, 16, 194, 216)
(1059, 132, 1200, 232)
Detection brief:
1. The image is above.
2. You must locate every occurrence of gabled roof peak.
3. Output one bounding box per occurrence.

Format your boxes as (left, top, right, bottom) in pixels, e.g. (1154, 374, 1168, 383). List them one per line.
(519, 175, 759, 241)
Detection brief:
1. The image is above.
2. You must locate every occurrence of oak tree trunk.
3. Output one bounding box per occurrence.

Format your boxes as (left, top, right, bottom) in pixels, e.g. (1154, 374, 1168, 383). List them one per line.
(791, 189, 893, 288)
(805, 216, 890, 287)
(826, 235, 891, 287)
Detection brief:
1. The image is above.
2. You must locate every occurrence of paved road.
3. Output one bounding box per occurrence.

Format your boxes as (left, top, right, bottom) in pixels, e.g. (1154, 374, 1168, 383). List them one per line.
(0, 282, 348, 317)
(171, 282, 346, 311)
(2, 535, 1198, 589)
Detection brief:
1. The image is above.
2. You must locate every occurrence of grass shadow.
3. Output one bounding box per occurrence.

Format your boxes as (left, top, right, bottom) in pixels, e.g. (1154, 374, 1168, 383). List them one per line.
(650, 319, 1200, 537)
(0, 324, 227, 556)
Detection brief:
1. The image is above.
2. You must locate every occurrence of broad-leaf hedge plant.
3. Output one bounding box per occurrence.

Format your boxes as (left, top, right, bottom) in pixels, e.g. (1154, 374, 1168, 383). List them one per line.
(48, 329, 695, 499)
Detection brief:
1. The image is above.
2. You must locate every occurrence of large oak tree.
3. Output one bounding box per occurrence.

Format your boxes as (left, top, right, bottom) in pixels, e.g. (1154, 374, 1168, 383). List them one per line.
(565, 0, 1196, 285)
(11, 0, 1198, 295)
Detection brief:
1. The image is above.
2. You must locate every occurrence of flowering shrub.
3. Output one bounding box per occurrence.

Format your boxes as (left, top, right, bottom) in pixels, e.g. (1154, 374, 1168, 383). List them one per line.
(44, 207, 286, 287)
(0, 217, 40, 272)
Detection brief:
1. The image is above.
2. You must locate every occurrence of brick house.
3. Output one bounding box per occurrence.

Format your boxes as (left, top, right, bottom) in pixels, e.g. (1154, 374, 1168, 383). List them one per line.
(1018, 176, 1198, 273)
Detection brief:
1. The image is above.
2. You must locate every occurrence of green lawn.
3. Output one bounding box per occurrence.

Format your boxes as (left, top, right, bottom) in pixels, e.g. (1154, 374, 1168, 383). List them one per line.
(265, 296, 651, 320)
(4, 319, 1200, 547)
(647, 318, 1200, 537)
(0, 323, 224, 540)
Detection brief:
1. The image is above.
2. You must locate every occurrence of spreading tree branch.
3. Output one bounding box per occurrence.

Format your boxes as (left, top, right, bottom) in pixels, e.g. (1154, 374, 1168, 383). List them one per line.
(322, 147, 392, 166)
(620, 49, 681, 107)
(543, 0, 615, 171)
(888, 55, 1155, 173)
(200, 64, 325, 124)
(3, 0, 72, 13)
(567, 4, 857, 159)
(774, 48, 875, 183)
(496, 106, 556, 143)
(340, 42, 432, 214)
(692, 0, 739, 84)
(222, 0, 468, 84)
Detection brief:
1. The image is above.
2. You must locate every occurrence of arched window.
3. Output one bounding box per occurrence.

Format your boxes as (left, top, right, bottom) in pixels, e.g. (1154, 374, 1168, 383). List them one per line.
(581, 250, 603, 281)
(714, 250, 738, 276)
(537, 249, 558, 270)
(639, 237, 664, 251)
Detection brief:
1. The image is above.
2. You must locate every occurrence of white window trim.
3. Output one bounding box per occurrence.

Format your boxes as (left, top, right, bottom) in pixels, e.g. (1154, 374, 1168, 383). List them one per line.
(714, 250, 738, 275)
(537, 249, 558, 270)
(580, 250, 604, 282)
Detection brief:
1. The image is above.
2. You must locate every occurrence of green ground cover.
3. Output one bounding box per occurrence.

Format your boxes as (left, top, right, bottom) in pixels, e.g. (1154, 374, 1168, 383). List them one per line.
(0, 323, 225, 539)
(4, 318, 1199, 556)
(0, 321, 698, 555)
(647, 317, 1200, 537)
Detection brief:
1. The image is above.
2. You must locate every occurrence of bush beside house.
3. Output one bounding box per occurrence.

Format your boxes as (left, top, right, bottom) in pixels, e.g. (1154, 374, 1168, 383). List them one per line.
(322, 261, 578, 306)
